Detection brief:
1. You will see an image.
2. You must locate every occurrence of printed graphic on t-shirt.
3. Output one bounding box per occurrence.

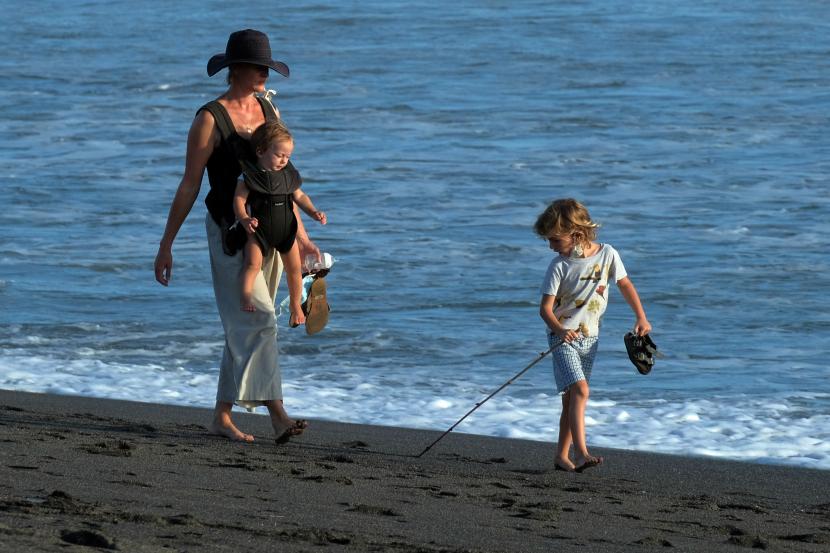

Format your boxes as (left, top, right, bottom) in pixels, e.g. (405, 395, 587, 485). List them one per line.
(540, 245, 628, 338)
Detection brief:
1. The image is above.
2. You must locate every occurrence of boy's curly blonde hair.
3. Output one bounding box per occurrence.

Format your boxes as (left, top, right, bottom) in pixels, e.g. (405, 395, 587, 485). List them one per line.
(534, 198, 600, 245)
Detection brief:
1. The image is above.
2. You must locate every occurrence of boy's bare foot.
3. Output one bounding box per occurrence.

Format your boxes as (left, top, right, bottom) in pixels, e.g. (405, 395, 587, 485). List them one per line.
(574, 455, 603, 472)
(209, 420, 254, 442)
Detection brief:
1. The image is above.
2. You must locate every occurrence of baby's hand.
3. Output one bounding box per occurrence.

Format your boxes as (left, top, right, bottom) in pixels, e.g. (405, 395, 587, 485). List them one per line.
(241, 217, 258, 234)
(313, 211, 327, 225)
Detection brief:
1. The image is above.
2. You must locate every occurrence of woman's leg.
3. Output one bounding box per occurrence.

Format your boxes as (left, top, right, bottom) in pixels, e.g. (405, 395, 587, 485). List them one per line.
(280, 243, 306, 327)
(240, 239, 264, 312)
(206, 214, 281, 440)
(264, 399, 308, 441)
(209, 400, 254, 442)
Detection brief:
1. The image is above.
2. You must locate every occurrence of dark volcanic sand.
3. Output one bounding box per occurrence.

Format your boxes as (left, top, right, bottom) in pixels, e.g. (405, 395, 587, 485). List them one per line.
(1, 390, 828, 552)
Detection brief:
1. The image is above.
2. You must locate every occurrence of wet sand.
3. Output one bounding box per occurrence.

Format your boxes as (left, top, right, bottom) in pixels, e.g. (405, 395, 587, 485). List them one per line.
(0, 389, 827, 552)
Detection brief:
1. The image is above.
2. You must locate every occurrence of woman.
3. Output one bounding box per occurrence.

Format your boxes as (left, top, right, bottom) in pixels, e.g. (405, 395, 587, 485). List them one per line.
(154, 29, 316, 443)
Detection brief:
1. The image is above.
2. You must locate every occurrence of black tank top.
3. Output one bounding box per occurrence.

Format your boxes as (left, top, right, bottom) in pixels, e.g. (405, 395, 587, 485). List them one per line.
(197, 97, 278, 225)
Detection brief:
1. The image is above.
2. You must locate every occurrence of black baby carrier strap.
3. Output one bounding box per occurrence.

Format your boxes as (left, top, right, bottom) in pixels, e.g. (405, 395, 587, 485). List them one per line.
(199, 96, 279, 255)
(201, 100, 248, 171)
(202, 96, 278, 161)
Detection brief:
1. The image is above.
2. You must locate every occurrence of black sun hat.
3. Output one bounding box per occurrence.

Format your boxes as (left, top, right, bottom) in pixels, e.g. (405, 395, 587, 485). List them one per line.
(207, 29, 289, 78)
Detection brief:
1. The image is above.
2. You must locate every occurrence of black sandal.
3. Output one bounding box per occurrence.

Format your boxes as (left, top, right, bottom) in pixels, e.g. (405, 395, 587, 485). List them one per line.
(624, 332, 662, 375)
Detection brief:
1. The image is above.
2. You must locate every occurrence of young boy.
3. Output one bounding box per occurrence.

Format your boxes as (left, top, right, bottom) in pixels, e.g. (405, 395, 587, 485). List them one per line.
(535, 198, 651, 472)
(234, 120, 326, 324)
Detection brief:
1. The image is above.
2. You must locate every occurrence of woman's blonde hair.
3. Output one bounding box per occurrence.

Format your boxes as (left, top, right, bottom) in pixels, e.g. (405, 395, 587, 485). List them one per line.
(250, 119, 293, 157)
(534, 198, 600, 245)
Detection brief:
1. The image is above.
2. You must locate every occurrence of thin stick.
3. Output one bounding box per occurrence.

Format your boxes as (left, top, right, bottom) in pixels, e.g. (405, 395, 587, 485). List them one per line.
(415, 347, 553, 458)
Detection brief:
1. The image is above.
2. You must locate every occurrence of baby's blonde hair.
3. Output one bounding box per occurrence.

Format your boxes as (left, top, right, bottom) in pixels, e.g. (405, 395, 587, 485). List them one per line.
(534, 198, 600, 245)
(251, 119, 293, 157)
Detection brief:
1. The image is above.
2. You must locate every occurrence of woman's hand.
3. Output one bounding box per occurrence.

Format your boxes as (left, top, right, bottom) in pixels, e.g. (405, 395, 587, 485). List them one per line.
(313, 210, 327, 225)
(154, 246, 173, 286)
(296, 233, 321, 265)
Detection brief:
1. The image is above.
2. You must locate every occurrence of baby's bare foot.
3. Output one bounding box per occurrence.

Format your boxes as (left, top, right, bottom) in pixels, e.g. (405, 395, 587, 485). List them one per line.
(241, 303, 256, 312)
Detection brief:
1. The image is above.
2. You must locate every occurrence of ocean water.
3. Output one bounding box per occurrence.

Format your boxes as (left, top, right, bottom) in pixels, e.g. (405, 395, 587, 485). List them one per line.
(1, 0, 829, 469)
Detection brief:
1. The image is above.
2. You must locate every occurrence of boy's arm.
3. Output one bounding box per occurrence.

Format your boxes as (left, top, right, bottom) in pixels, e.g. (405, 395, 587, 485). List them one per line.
(293, 189, 326, 224)
(616, 276, 652, 336)
(540, 295, 580, 342)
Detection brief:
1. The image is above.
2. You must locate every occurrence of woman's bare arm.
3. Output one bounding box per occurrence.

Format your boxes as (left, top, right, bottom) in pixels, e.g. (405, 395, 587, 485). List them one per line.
(154, 110, 218, 285)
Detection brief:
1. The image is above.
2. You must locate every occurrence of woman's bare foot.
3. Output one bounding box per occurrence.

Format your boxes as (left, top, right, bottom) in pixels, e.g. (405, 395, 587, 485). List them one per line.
(554, 456, 576, 471)
(209, 416, 254, 442)
(271, 416, 309, 444)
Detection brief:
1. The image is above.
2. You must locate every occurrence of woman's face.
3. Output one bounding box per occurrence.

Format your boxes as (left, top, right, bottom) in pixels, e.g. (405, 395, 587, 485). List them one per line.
(231, 63, 269, 92)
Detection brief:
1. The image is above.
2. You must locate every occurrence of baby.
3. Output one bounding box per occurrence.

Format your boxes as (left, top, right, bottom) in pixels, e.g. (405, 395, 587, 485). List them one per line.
(233, 120, 326, 324)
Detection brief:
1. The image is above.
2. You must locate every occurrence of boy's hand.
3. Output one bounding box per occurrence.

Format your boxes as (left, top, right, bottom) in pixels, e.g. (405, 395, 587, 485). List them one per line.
(554, 327, 581, 343)
(241, 217, 258, 234)
(633, 318, 652, 336)
(313, 211, 327, 225)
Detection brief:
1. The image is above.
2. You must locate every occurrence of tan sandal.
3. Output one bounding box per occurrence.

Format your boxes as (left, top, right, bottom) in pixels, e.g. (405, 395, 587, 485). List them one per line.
(303, 277, 330, 335)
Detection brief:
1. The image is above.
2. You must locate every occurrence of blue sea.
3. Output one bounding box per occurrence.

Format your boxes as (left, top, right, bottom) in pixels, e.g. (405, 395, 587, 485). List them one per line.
(1, 0, 828, 469)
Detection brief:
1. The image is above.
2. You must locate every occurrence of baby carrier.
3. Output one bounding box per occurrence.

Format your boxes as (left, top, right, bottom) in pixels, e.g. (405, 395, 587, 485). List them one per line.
(240, 160, 302, 255)
(199, 95, 279, 255)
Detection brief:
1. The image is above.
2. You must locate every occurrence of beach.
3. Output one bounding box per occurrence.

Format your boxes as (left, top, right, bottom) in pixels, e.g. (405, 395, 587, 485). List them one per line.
(3, 0, 830, 470)
(0, 389, 827, 552)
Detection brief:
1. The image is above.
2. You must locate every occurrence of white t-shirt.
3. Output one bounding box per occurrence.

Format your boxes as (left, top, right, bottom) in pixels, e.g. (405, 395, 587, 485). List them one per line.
(540, 243, 627, 338)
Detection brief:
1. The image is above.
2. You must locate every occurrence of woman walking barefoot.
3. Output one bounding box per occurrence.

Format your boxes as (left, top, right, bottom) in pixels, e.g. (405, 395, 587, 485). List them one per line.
(154, 30, 316, 443)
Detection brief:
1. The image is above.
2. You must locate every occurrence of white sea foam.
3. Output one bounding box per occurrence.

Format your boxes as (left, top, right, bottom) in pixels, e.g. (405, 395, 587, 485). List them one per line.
(1, 352, 827, 470)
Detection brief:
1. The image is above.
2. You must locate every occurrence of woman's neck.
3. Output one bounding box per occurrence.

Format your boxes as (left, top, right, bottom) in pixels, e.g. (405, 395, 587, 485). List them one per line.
(221, 85, 257, 106)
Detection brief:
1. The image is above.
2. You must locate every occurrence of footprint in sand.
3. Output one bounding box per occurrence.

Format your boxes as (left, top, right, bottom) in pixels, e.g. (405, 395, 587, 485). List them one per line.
(346, 504, 401, 517)
(60, 529, 117, 549)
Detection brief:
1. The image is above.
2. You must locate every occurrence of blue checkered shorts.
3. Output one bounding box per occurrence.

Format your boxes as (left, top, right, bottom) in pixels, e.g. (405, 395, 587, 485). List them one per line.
(548, 334, 599, 393)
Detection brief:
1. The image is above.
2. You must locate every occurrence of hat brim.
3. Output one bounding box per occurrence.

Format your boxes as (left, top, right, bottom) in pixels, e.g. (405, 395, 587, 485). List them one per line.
(207, 54, 289, 78)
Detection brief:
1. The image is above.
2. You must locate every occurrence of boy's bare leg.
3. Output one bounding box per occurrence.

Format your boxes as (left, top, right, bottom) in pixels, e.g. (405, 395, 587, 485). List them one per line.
(240, 239, 263, 312)
(556, 392, 576, 469)
(568, 380, 601, 467)
(209, 401, 254, 442)
(280, 243, 306, 327)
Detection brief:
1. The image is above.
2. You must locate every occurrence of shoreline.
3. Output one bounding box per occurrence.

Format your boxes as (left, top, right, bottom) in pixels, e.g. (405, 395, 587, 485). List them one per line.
(1, 389, 828, 552)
